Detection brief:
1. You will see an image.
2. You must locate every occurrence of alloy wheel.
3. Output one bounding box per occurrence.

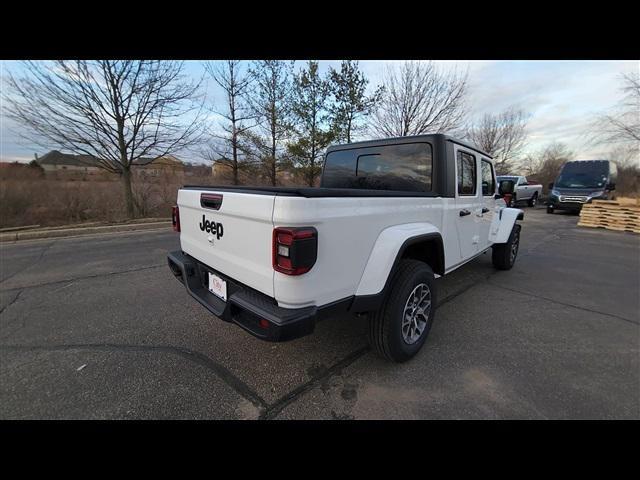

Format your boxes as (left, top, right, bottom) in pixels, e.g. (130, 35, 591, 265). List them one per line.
(401, 283, 432, 345)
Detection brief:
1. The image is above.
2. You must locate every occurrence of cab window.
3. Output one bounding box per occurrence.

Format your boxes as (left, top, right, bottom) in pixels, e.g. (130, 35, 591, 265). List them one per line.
(322, 142, 433, 192)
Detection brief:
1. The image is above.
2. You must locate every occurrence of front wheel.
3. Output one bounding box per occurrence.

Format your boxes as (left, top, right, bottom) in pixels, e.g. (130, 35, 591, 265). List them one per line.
(367, 260, 436, 363)
(492, 224, 521, 270)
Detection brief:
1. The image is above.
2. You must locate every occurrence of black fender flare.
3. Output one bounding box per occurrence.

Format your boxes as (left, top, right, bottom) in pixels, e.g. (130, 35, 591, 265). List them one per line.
(350, 233, 444, 313)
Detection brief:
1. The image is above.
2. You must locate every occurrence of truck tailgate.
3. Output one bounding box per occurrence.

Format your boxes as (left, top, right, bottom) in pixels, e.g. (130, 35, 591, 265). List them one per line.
(177, 189, 275, 297)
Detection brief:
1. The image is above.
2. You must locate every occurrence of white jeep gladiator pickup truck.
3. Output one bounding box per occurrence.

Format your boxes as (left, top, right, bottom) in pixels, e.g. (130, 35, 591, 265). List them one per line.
(168, 134, 523, 362)
(496, 175, 543, 208)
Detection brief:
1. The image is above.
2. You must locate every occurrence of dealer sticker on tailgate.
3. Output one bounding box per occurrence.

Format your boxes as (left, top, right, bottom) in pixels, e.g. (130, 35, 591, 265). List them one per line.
(208, 272, 227, 301)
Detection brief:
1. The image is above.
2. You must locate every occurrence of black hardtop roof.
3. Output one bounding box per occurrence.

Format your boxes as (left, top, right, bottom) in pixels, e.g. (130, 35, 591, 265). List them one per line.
(325, 133, 493, 159)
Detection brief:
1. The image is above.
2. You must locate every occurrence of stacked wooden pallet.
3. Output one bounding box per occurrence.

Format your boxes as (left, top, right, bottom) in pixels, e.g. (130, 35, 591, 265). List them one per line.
(578, 199, 640, 234)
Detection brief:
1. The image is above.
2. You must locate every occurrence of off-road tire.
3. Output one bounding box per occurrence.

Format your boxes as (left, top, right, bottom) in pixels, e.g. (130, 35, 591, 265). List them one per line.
(492, 224, 521, 270)
(367, 260, 436, 363)
(528, 192, 538, 207)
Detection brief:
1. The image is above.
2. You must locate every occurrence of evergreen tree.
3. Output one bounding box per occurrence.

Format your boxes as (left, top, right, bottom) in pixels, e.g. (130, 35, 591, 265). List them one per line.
(328, 61, 383, 143)
(287, 61, 334, 187)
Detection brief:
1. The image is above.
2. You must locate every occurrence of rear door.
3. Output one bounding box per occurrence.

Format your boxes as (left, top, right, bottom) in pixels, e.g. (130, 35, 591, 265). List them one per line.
(454, 146, 482, 260)
(479, 158, 497, 248)
(177, 188, 275, 297)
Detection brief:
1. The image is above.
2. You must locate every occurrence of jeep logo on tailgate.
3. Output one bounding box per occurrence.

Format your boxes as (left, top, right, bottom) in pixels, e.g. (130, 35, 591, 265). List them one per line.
(199, 215, 224, 240)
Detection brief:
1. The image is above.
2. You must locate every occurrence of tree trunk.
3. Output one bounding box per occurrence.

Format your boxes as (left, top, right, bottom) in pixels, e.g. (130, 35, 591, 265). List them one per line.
(232, 132, 239, 185)
(271, 136, 277, 186)
(122, 167, 135, 219)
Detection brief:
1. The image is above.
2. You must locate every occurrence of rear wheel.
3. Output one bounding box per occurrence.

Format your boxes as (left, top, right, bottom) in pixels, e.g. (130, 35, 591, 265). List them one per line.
(492, 224, 521, 270)
(528, 192, 538, 207)
(367, 260, 436, 363)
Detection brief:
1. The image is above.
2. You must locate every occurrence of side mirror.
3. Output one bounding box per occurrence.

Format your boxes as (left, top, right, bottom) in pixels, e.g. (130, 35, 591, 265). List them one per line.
(498, 180, 514, 196)
(548, 182, 554, 190)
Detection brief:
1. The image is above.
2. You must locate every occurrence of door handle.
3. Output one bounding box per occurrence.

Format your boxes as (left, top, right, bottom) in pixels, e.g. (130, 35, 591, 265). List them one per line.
(481, 207, 490, 214)
(459, 209, 471, 217)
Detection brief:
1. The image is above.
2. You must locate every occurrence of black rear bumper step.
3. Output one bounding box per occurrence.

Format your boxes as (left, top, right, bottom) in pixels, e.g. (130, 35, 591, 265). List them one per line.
(167, 251, 349, 342)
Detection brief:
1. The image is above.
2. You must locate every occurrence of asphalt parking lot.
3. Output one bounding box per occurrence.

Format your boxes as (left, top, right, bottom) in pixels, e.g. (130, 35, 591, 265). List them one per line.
(1, 206, 638, 419)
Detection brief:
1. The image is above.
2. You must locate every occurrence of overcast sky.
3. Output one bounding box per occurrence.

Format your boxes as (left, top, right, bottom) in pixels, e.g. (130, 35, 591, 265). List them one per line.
(1, 60, 637, 164)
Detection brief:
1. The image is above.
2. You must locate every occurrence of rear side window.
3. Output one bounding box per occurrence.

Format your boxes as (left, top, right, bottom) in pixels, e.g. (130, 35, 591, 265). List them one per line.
(322, 142, 432, 192)
(457, 151, 477, 196)
(481, 159, 495, 196)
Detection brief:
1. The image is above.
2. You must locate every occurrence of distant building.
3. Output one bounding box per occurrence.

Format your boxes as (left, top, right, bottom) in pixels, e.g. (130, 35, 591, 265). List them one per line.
(36, 151, 185, 176)
(135, 155, 184, 177)
(37, 150, 103, 174)
(211, 160, 224, 177)
(184, 163, 212, 177)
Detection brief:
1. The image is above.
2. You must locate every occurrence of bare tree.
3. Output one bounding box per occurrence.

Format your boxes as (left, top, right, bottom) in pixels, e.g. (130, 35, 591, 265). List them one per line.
(590, 72, 640, 150)
(368, 61, 468, 138)
(466, 106, 529, 174)
(524, 142, 574, 193)
(3, 60, 204, 218)
(247, 60, 294, 186)
(607, 144, 640, 197)
(203, 61, 256, 185)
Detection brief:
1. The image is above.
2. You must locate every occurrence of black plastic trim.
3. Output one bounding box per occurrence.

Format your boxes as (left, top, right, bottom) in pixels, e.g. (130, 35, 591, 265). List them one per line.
(167, 250, 351, 342)
(200, 193, 223, 210)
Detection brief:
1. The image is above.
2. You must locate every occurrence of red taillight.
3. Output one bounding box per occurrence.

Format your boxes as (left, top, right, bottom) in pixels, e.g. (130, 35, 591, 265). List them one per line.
(272, 227, 317, 275)
(172, 206, 180, 232)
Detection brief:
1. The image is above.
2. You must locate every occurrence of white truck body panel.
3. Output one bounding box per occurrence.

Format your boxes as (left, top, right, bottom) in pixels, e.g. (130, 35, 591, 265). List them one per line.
(355, 221, 442, 297)
(178, 189, 276, 298)
(272, 196, 444, 308)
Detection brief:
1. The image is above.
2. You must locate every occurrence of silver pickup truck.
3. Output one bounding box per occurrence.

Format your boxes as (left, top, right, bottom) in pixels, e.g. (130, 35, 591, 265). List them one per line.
(496, 176, 542, 208)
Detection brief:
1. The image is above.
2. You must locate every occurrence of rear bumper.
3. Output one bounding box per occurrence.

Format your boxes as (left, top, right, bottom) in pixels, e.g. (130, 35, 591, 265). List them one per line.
(167, 250, 330, 342)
